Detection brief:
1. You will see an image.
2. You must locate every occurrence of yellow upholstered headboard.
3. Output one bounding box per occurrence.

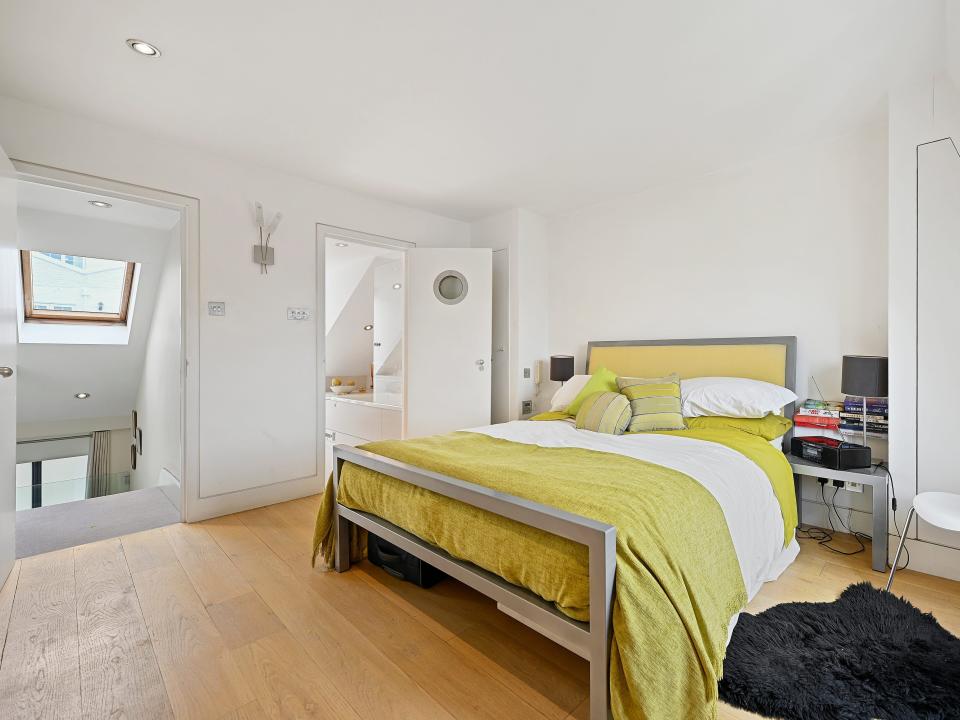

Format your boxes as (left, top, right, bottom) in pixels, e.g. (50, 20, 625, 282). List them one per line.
(585, 337, 796, 392)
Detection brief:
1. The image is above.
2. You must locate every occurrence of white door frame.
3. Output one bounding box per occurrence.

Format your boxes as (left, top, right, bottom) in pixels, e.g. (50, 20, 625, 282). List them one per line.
(316, 224, 413, 480)
(11, 160, 199, 522)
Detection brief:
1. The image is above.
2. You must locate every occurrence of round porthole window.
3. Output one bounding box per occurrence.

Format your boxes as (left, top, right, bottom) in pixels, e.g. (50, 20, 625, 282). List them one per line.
(433, 270, 468, 305)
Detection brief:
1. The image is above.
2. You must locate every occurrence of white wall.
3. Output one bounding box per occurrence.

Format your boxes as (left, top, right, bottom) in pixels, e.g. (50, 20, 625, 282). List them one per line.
(131, 232, 181, 493)
(470, 211, 517, 421)
(547, 125, 888, 402)
(546, 126, 889, 534)
(373, 260, 403, 379)
(325, 255, 375, 334)
(16, 207, 168, 425)
(325, 262, 375, 378)
(0, 95, 470, 520)
(470, 208, 550, 420)
(949, 0, 960, 90)
(888, 74, 960, 579)
(515, 210, 550, 414)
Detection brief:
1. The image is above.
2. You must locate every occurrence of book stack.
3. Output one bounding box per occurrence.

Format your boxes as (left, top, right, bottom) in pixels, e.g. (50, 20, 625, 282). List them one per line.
(840, 396, 889, 437)
(794, 399, 843, 430)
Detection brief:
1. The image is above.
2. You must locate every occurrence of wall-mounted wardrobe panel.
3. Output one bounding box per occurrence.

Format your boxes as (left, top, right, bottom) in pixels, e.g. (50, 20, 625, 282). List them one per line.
(917, 137, 960, 549)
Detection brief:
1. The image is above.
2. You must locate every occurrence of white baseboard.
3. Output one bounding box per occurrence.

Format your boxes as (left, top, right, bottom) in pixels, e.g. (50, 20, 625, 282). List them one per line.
(890, 537, 960, 583)
(185, 474, 323, 522)
(799, 498, 960, 582)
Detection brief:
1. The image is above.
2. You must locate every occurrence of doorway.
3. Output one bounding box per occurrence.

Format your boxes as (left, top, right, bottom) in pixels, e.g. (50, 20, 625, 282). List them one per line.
(317, 224, 413, 481)
(9, 165, 193, 556)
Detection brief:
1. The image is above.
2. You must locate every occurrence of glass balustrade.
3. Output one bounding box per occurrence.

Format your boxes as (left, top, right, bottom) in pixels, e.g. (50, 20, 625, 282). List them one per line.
(16, 472, 132, 511)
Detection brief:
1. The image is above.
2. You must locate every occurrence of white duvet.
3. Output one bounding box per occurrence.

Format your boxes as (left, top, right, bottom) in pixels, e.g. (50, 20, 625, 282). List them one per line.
(467, 420, 798, 606)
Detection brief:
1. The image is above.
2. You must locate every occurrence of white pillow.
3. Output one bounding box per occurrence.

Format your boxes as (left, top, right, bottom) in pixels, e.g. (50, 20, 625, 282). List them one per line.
(549, 374, 591, 412)
(681, 377, 797, 419)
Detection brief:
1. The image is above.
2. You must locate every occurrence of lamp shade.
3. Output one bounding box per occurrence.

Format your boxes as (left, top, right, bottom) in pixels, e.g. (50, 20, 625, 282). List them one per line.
(841, 355, 888, 398)
(550, 355, 575, 383)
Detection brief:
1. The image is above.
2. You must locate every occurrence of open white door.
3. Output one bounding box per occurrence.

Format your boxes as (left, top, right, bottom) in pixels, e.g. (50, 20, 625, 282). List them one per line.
(404, 248, 492, 438)
(0, 145, 17, 584)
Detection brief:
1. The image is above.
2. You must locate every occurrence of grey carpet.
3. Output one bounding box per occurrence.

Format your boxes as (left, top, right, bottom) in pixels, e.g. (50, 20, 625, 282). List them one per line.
(16, 487, 181, 558)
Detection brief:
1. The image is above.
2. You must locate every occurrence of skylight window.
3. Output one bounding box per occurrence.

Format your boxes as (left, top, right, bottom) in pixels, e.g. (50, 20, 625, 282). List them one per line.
(21, 250, 135, 324)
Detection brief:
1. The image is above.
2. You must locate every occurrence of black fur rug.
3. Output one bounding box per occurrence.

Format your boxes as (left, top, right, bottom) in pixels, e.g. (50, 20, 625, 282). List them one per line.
(719, 582, 960, 720)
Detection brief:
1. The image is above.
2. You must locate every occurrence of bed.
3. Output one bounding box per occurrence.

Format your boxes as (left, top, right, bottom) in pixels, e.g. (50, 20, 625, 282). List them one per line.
(313, 336, 800, 720)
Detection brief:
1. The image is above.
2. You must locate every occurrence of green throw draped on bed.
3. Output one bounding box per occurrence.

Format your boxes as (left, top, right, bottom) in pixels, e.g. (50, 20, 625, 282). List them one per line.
(312, 429, 795, 720)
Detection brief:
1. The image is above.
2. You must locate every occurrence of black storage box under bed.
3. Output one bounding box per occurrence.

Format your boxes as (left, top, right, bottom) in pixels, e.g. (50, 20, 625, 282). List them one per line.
(368, 532, 447, 588)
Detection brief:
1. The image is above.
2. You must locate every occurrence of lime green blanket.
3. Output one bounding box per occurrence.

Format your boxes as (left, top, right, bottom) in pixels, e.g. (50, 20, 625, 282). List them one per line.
(313, 429, 795, 720)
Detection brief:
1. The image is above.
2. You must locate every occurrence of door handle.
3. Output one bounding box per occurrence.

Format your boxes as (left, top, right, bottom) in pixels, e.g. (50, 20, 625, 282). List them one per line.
(0, 367, 11, 379)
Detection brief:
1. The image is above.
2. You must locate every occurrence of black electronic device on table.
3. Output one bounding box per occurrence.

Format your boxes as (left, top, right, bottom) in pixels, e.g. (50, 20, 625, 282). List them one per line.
(791, 436, 872, 470)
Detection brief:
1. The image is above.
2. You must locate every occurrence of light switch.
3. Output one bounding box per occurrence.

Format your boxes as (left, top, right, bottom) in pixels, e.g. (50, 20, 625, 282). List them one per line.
(287, 307, 312, 321)
(523, 367, 531, 379)
(208, 301, 226, 316)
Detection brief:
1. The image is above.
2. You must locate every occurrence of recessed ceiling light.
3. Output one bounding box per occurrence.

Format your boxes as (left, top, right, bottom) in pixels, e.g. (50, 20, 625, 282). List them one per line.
(363, 324, 373, 331)
(74, 392, 91, 399)
(126, 39, 161, 57)
(392, 283, 402, 290)
(335, 242, 349, 247)
(88, 200, 112, 208)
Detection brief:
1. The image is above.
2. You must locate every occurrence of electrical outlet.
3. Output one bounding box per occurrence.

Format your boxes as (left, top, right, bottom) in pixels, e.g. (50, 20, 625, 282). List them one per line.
(287, 307, 311, 321)
(207, 301, 226, 316)
(521, 400, 533, 415)
(844, 481, 863, 494)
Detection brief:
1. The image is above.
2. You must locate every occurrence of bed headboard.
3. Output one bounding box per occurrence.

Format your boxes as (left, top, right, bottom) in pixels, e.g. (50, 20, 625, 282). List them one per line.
(586, 336, 795, 388)
(586, 336, 798, 427)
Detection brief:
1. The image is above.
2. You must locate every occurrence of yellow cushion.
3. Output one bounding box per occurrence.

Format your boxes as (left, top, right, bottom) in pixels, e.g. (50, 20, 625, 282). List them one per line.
(575, 392, 632, 435)
(617, 374, 685, 432)
(684, 414, 793, 441)
(564, 367, 618, 416)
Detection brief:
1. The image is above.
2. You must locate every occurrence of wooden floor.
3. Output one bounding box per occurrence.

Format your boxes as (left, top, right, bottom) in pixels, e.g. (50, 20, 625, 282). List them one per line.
(0, 498, 957, 720)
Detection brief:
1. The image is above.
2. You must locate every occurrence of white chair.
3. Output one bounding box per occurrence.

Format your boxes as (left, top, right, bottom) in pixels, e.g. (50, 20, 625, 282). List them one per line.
(886, 491, 960, 591)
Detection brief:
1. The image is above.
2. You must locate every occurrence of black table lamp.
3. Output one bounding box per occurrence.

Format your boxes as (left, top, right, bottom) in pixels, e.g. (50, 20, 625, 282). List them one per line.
(550, 355, 575, 385)
(841, 355, 888, 448)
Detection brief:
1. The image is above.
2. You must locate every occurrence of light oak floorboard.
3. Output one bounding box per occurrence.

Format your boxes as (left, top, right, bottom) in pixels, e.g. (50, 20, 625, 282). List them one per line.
(199, 514, 270, 558)
(205, 521, 458, 720)
(217, 699, 270, 720)
(245, 491, 577, 718)
(0, 560, 21, 659)
(2, 495, 959, 720)
(120, 526, 179, 575)
(0, 549, 81, 719)
(165, 523, 250, 606)
(125, 530, 253, 719)
(231, 629, 362, 719)
(74, 538, 173, 719)
(206, 591, 285, 650)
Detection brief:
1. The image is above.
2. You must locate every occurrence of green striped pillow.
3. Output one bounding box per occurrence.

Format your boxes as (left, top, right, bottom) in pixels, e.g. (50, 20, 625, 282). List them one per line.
(617, 374, 685, 432)
(575, 391, 632, 435)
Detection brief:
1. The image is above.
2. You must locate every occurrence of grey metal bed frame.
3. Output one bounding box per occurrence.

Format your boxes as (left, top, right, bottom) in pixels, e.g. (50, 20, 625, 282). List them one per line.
(333, 336, 797, 720)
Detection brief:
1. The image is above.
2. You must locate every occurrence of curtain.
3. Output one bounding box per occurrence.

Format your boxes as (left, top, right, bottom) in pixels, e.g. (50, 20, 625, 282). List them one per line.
(86, 430, 111, 498)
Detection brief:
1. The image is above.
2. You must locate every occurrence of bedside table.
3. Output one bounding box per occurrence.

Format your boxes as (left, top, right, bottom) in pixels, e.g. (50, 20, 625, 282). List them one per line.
(786, 453, 889, 572)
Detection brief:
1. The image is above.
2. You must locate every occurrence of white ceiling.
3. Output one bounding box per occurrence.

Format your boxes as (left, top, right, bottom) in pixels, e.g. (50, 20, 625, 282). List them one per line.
(18, 180, 180, 230)
(0, 1, 948, 219)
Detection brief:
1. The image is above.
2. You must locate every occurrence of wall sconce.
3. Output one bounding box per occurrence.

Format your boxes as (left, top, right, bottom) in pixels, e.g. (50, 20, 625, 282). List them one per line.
(253, 202, 282, 274)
